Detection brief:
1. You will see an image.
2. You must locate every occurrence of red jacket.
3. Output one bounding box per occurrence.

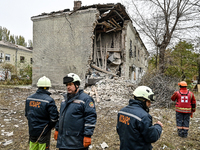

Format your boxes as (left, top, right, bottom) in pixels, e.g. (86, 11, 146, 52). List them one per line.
(171, 87, 196, 113)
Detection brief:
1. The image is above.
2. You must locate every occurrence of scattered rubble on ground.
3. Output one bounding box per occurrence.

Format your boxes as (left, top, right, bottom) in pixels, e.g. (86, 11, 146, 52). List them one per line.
(0, 75, 200, 149)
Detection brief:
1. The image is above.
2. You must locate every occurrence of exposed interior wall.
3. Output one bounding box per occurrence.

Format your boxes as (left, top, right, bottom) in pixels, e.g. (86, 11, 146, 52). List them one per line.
(92, 31, 122, 75)
(32, 9, 99, 87)
(86, 3, 131, 79)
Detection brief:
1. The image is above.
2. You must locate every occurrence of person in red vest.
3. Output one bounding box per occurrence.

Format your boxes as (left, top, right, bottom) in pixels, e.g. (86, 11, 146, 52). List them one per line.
(171, 81, 196, 138)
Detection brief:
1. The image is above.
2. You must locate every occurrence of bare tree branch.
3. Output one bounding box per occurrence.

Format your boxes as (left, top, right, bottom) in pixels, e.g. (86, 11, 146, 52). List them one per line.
(123, 0, 200, 72)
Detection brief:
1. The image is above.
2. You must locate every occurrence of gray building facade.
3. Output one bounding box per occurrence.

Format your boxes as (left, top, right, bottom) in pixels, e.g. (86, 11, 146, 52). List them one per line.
(31, 2, 149, 87)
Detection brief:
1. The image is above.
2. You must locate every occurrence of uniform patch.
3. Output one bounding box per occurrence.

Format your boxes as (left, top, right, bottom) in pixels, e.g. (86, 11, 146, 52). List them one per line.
(89, 102, 94, 108)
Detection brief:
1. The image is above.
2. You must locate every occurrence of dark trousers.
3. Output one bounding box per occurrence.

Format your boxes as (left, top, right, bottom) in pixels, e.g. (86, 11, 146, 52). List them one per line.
(176, 112, 190, 137)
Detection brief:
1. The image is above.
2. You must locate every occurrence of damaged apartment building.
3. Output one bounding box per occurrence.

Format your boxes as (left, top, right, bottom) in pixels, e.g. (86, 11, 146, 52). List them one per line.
(31, 1, 149, 87)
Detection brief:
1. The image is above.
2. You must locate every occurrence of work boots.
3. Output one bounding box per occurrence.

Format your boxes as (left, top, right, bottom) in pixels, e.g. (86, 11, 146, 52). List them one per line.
(177, 129, 183, 137)
(177, 129, 188, 138)
(182, 129, 188, 138)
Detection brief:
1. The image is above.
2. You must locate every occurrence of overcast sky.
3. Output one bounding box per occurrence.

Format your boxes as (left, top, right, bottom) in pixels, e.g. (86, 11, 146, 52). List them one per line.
(0, 0, 122, 43)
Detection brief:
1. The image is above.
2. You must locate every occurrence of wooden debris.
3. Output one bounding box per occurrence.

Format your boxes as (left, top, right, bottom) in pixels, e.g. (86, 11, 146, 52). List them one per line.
(92, 86, 100, 103)
(91, 64, 117, 77)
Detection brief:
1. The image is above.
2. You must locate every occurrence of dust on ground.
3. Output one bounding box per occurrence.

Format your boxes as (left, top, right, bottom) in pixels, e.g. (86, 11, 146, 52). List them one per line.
(0, 77, 200, 150)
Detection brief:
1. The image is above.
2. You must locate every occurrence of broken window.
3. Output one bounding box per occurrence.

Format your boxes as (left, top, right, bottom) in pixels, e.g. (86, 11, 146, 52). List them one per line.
(0, 52, 4, 63)
(5, 54, 10, 62)
(20, 56, 25, 63)
(139, 67, 142, 73)
(129, 66, 136, 81)
(134, 46, 136, 57)
(129, 40, 133, 58)
(129, 66, 132, 79)
(145, 56, 147, 66)
(134, 70, 136, 80)
(0, 52, 3, 58)
(138, 49, 140, 61)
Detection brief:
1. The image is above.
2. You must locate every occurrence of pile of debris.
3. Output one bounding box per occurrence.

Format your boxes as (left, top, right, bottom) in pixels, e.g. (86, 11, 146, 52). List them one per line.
(84, 71, 179, 108)
(85, 76, 137, 107)
(50, 74, 137, 109)
(27, 72, 178, 109)
(51, 72, 179, 112)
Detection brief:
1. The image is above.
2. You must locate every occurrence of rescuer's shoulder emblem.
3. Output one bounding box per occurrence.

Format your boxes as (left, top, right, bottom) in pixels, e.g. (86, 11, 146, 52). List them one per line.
(89, 102, 94, 108)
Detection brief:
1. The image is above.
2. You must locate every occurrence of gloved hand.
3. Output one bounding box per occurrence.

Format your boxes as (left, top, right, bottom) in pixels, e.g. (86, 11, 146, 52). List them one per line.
(83, 136, 91, 147)
(54, 130, 58, 140)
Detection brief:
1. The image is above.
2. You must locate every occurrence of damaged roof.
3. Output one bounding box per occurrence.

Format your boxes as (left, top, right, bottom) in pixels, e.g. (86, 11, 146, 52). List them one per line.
(74, 3, 130, 21)
(31, 3, 147, 51)
(74, 3, 131, 33)
(31, 3, 131, 34)
(32, 3, 130, 23)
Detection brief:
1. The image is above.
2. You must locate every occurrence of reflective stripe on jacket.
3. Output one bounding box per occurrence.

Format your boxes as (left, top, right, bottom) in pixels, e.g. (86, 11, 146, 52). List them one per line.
(56, 89, 97, 149)
(116, 99, 162, 150)
(25, 88, 59, 137)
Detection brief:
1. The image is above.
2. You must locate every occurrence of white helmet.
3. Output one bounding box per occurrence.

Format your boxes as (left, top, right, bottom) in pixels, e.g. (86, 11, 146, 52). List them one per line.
(37, 76, 51, 87)
(133, 86, 154, 101)
(63, 73, 81, 85)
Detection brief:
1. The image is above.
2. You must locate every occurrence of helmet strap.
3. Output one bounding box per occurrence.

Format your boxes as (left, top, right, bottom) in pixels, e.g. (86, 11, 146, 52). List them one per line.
(135, 97, 144, 101)
(141, 99, 149, 113)
(134, 96, 149, 113)
(73, 82, 79, 93)
(39, 87, 49, 90)
(144, 100, 149, 113)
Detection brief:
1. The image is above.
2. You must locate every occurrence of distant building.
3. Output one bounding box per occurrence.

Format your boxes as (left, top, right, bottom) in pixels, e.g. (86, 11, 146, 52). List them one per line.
(0, 40, 33, 74)
(31, 2, 149, 87)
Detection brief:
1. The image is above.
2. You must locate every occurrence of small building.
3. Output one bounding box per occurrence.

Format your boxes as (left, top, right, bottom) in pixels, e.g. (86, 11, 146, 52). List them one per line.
(0, 40, 33, 75)
(31, 2, 149, 87)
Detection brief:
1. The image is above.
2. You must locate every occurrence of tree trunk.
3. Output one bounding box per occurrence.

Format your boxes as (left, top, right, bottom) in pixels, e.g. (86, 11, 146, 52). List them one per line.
(155, 47, 158, 70)
(159, 47, 166, 73)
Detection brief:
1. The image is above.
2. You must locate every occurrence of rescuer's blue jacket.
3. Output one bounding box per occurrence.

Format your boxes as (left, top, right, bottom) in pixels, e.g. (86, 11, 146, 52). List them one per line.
(55, 89, 97, 149)
(25, 88, 59, 137)
(117, 99, 162, 150)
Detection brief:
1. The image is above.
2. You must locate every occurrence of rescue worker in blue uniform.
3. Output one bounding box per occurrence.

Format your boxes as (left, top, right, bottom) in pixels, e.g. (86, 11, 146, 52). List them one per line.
(117, 86, 163, 150)
(25, 76, 59, 150)
(54, 73, 97, 150)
